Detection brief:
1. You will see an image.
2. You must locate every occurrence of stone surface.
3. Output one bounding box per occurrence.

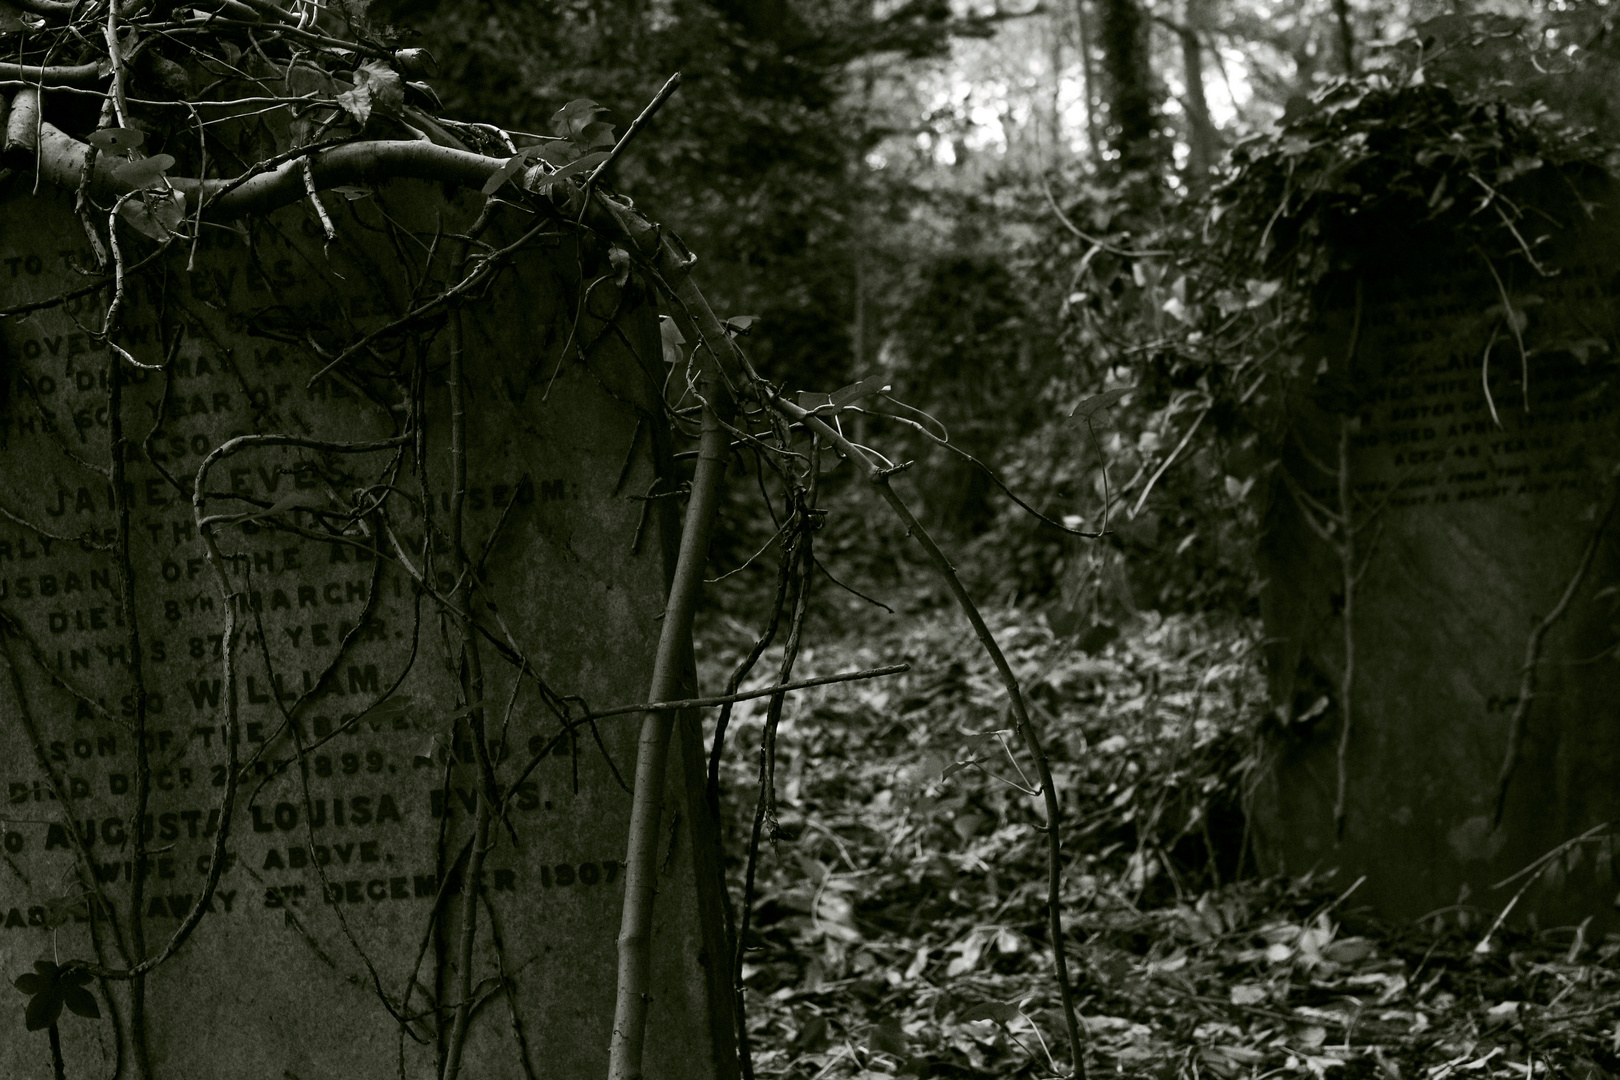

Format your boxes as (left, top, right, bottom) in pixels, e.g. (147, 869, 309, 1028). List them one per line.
(1253, 166, 1620, 927)
(0, 179, 734, 1076)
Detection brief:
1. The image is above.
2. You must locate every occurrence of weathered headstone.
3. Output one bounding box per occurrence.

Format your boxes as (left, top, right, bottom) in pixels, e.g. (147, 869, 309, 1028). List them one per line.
(1253, 166, 1620, 927)
(0, 178, 735, 1075)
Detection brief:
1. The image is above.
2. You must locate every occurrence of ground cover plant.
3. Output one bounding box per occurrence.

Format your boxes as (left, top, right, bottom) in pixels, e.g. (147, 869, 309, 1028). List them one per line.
(701, 601, 1620, 1078)
(645, 10, 1620, 1078)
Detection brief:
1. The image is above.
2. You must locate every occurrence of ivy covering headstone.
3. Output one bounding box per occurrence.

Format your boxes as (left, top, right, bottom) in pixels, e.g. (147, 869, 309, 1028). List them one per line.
(0, 4, 736, 1076)
(1201, 84, 1620, 925)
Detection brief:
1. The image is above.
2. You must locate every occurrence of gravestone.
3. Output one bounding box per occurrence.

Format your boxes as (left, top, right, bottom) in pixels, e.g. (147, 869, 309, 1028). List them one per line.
(1252, 165, 1620, 928)
(0, 176, 736, 1075)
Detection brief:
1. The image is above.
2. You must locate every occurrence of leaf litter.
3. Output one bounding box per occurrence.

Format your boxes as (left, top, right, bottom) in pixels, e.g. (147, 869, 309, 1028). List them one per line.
(700, 605, 1620, 1078)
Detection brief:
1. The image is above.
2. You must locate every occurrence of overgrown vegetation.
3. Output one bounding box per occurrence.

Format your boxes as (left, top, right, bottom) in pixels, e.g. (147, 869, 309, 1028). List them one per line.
(6, 0, 1620, 1073)
(702, 604, 1620, 1078)
(697, 41, 1620, 1079)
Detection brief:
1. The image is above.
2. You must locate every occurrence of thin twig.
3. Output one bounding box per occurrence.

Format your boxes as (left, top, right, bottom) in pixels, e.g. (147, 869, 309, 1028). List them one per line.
(1491, 821, 1611, 891)
(1333, 418, 1356, 841)
(600, 664, 909, 723)
(1479, 250, 1530, 412)
(1493, 483, 1618, 825)
(1480, 326, 1503, 430)
(770, 393, 1087, 1080)
(302, 155, 336, 240)
(586, 72, 681, 186)
(1040, 174, 1168, 258)
(1130, 400, 1211, 520)
(735, 493, 816, 1079)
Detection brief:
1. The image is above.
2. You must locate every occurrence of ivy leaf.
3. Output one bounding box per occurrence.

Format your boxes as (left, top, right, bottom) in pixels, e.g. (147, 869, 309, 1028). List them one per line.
(14, 961, 98, 1031)
(798, 376, 891, 416)
(336, 83, 373, 127)
(336, 62, 404, 129)
(536, 142, 579, 167)
(959, 999, 1023, 1027)
(1069, 386, 1133, 424)
(87, 127, 145, 152)
(481, 142, 572, 197)
(405, 80, 442, 111)
(117, 190, 186, 241)
(355, 60, 404, 111)
(943, 730, 1006, 780)
(578, 120, 618, 149)
(412, 733, 447, 767)
(1244, 279, 1282, 307)
(867, 1017, 908, 1057)
(551, 98, 606, 142)
(392, 47, 436, 77)
(723, 315, 758, 336)
(830, 376, 891, 409)
(481, 146, 542, 197)
(959, 730, 1006, 757)
(114, 154, 174, 191)
(25, 988, 60, 1031)
(659, 316, 687, 366)
(61, 982, 98, 1020)
(546, 151, 611, 183)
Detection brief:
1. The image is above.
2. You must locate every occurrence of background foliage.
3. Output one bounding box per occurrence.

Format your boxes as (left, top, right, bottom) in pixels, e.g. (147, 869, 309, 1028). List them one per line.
(362, 0, 1620, 1073)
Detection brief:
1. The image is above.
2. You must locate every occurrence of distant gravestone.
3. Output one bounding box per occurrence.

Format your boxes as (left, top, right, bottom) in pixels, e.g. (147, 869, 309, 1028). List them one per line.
(0, 180, 735, 1076)
(1252, 166, 1620, 927)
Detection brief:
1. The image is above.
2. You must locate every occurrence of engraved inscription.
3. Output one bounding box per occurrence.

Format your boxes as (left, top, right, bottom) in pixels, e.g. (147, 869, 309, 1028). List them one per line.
(0, 184, 719, 1078)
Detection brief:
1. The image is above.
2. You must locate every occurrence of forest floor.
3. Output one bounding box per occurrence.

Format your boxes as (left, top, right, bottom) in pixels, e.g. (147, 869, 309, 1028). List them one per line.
(697, 599, 1620, 1080)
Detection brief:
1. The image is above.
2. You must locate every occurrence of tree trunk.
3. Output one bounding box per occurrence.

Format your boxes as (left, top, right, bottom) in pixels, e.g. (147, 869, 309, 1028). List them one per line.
(1050, 19, 1065, 154)
(1177, 0, 1218, 178)
(1333, 0, 1356, 77)
(1074, 0, 1103, 166)
(1099, 0, 1159, 174)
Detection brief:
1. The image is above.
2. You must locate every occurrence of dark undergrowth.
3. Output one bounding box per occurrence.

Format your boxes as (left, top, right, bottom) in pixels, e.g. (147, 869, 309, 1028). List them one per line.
(699, 598, 1620, 1080)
